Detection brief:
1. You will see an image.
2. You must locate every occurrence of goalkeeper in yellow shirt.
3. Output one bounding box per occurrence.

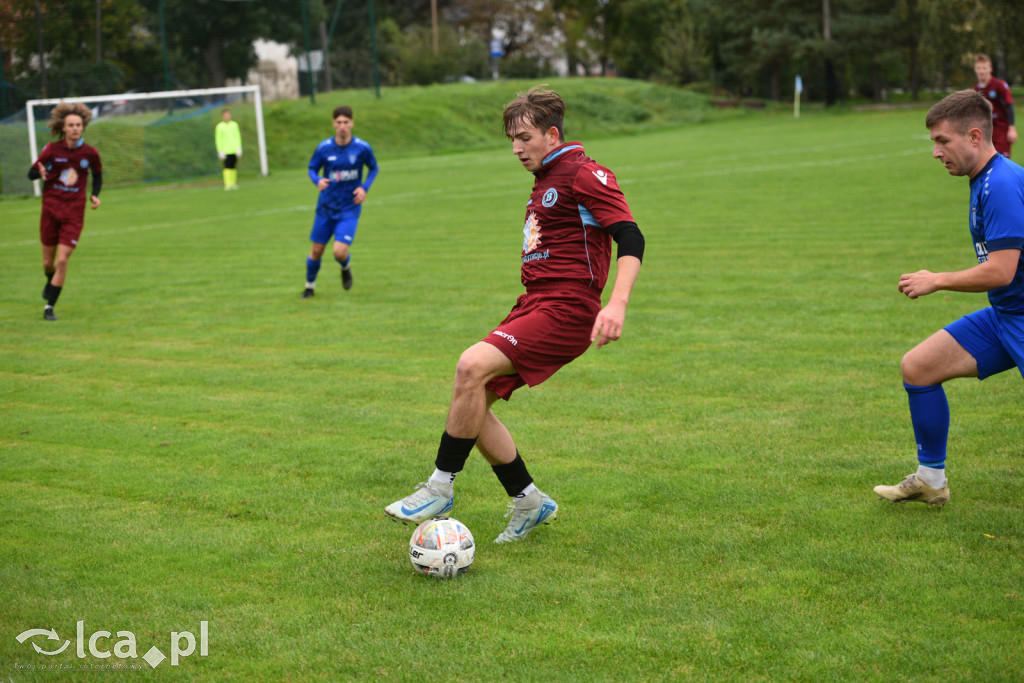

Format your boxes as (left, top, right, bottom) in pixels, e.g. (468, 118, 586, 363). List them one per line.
(215, 109, 242, 190)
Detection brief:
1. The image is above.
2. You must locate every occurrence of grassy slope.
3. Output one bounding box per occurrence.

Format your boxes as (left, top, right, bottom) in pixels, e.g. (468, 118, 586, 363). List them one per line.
(262, 78, 770, 169)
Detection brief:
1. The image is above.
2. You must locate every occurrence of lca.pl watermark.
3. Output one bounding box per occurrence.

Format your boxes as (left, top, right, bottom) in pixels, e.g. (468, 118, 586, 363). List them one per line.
(14, 620, 208, 670)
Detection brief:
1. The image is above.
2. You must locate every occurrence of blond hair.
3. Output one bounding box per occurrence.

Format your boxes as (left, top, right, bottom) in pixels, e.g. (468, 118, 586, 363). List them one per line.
(47, 102, 93, 139)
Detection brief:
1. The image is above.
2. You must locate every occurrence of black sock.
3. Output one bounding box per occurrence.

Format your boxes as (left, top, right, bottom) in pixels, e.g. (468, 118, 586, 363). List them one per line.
(44, 268, 55, 284)
(491, 452, 533, 497)
(434, 431, 477, 474)
(46, 284, 62, 307)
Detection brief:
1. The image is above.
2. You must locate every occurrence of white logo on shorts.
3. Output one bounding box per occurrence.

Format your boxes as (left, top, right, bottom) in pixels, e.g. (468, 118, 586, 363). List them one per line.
(491, 330, 518, 346)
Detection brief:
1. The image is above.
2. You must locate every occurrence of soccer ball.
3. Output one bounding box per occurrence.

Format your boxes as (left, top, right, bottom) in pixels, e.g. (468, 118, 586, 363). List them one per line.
(409, 516, 475, 578)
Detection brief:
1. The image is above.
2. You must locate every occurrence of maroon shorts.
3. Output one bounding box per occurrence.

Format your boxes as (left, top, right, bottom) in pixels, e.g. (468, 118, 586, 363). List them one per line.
(483, 282, 602, 400)
(40, 205, 84, 247)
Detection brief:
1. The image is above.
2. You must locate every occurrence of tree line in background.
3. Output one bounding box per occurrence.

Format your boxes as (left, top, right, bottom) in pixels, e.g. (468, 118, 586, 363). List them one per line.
(0, 0, 1020, 112)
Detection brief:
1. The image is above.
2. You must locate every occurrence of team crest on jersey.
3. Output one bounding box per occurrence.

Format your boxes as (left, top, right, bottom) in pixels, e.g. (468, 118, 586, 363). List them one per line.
(542, 188, 558, 207)
(80, 159, 89, 169)
(349, 154, 357, 164)
(523, 211, 542, 253)
(592, 169, 609, 186)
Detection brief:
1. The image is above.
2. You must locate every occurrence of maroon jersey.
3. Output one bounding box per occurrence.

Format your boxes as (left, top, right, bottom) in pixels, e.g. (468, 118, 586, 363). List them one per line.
(520, 142, 634, 293)
(974, 77, 1014, 135)
(34, 139, 102, 218)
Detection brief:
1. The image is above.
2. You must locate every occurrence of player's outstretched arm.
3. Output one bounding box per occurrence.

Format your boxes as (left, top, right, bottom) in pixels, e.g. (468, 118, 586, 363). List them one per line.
(592, 255, 641, 348)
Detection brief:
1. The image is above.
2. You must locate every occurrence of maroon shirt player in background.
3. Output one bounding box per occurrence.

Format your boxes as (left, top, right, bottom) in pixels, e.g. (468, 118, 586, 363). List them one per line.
(28, 101, 103, 321)
(973, 53, 1017, 158)
(385, 85, 646, 544)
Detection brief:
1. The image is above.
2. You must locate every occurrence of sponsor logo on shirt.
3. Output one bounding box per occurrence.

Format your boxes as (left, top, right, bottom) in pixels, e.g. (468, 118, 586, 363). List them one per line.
(57, 167, 79, 190)
(522, 249, 549, 264)
(592, 169, 609, 186)
(523, 211, 542, 253)
(330, 169, 359, 182)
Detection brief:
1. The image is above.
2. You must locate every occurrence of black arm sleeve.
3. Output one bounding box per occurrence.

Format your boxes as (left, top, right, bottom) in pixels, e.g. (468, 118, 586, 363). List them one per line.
(28, 165, 41, 180)
(91, 171, 102, 197)
(1006, 103, 1016, 127)
(606, 221, 645, 263)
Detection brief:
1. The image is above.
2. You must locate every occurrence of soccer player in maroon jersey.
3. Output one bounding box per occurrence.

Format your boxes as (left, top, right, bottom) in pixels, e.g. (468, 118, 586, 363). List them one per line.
(27, 102, 103, 321)
(386, 86, 645, 543)
(973, 54, 1017, 158)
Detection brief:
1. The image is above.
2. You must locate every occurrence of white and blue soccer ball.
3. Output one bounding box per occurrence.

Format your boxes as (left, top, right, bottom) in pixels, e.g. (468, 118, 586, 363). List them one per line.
(409, 517, 474, 578)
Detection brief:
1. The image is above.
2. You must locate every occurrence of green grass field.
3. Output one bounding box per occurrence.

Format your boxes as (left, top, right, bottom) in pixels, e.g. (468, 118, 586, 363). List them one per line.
(1, 99, 1022, 681)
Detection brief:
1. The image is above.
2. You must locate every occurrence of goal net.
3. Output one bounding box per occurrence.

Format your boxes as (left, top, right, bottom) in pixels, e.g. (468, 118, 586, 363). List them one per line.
(1, 85, 268, 197)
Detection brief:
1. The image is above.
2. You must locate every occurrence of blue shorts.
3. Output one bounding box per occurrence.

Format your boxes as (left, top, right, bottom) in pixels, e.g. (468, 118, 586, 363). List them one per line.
(310, 207, 360, 246)
(945, 307, 1024, 380)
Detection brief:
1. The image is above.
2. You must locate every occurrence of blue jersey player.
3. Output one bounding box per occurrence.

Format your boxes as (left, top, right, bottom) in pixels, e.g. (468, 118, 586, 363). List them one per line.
(302, 105, 378, 298)
(874, 90, 1024, 507)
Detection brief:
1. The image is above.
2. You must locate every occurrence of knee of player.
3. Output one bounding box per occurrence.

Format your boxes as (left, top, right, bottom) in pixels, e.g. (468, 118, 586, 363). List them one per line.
(453, 350, 490, 389)
(900, 350, 926, 384)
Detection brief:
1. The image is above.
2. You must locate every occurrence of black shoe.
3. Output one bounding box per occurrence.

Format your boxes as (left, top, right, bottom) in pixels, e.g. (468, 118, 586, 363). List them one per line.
(302, 287, 315, 298)
(341, 267, 353, 291)
(44, 307, 57, 321)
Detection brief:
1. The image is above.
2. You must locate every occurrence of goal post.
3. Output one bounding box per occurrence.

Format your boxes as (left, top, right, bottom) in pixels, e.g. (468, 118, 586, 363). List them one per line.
(25, 85, 268, 197)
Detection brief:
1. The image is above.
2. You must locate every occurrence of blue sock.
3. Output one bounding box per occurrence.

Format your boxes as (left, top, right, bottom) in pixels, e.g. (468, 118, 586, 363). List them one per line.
(904, 383, 948, 469)
(306, 257, 321, 283)
(337, 254, 350, 270)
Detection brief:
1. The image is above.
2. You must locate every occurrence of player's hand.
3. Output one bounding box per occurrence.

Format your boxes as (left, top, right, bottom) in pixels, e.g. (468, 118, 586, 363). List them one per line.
(317, 178, 331, 191)
(1008, 126, 1018, 145)
(35, 162, 48, 181)
(591, 300, 627, 349)
(218, 153, 225, 161)
(237, 148, 243, 158)
(352, 187, 367, 205)
(90, 195, 101, 209)
(898, 270, 938, 299)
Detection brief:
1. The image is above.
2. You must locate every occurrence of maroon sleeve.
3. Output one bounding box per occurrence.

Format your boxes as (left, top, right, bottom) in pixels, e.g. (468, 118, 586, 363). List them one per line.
(1001, 80, 1014, 106)
(32, 142, 51, 168)
(91, 146, 103, 173)
(572, 164, 634, 228)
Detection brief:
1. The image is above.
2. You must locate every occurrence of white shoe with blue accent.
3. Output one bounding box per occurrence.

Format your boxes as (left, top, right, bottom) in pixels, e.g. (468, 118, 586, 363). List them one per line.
(384, 482, 454, 525)
(494, 489, 558, 543)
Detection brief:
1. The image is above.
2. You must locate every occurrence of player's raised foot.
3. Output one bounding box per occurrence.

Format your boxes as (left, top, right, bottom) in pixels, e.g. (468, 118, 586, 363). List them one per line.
(43, 306, 57, 322)
(302, 286, 315, 299)
(341, 267, 353, 291)
(494, 490, 558, 544)
(384, 481, 454, 525)
(873, 473, 950, 508)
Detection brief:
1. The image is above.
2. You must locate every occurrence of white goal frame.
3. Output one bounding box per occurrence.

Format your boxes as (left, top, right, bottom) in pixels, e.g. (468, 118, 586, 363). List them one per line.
(26, 85, 268, 196)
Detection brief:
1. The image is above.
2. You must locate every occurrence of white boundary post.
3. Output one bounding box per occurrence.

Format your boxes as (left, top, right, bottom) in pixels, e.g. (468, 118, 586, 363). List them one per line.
(253, 86, 269, 178)
(27, 85, 267, 196)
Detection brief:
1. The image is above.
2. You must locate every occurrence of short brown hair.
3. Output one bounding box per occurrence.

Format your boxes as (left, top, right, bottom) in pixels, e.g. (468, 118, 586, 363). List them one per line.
(925, 89, 992, 142)
(975, 53, 992, 65)
(333, 105, 353, 120)
(47, 102, 92, 139)
(503, 85, 565, 142)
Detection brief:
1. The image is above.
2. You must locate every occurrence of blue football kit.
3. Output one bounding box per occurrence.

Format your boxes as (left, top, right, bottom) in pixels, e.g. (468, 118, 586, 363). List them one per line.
(944, 153, 1024, 379)
(307, 135, 378, 245)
